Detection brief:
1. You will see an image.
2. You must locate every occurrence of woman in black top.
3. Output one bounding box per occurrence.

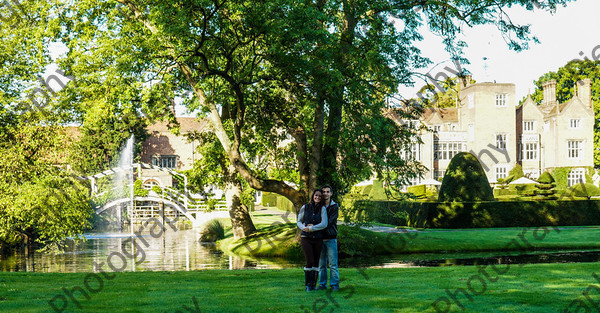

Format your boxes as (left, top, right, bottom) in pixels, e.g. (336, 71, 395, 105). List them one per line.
(297, 189, 328, 291)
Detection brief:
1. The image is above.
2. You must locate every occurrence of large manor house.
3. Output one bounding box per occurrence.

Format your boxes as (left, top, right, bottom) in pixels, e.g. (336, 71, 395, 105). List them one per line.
(399, 77, 594, 187)
(134, 77, 594, 189)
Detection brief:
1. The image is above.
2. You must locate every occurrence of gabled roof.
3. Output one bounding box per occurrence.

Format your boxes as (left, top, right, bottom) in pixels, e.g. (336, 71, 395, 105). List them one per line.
(523, 94, 592, 117)
(63, 117, 207, 138)
(517, 96, 544, 116)
(422, 107, 458, 123)
(384, 107, 425, 124)
(543, 97, 590, 116)
(539, 103, 555, 115)
(554, 97, 593, 116)
(147, 117, 207, 133)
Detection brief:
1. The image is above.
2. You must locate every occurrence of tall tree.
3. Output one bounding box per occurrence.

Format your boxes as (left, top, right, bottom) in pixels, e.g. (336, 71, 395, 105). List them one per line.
(3, 0, 573, 238)
(0, 109, 93, 250)
(0, 0, 92, 249)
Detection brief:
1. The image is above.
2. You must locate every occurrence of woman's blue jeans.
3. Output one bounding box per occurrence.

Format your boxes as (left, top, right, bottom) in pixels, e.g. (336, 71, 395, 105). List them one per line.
(318, 239, 339, 287)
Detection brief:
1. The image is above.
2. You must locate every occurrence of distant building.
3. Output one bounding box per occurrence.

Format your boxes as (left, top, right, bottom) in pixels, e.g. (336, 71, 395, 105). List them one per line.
(139, 117, 206, 189)
(394, 78, 594, 187)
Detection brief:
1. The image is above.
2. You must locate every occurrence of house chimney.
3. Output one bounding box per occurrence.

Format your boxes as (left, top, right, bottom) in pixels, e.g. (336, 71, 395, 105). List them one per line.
(542, 80, 557, 106)
(576, 78, 592, 108)
(459, 74, 473, 88)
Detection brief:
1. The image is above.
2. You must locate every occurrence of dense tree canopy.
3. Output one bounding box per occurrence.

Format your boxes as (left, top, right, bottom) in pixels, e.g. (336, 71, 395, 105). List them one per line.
(0, 110, 92, 249)
(0, 3, 92, 249)
(0, 0, 574, 241)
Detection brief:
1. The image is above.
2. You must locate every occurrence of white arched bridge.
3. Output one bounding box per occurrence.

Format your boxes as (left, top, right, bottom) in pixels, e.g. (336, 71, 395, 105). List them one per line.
(89, 163, 228, 228)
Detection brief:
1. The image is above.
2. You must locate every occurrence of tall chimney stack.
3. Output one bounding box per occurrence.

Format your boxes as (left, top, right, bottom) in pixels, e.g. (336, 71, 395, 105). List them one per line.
(576, 78, 592, 108)
(542, 80, 557, 106)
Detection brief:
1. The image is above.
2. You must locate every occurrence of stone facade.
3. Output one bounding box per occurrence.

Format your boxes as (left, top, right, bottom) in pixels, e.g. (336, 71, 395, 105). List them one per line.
(400, 78, 594, 187)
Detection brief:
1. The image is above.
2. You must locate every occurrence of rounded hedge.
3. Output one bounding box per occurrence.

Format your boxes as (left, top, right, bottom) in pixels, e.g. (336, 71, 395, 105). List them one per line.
(438, 152, 494, 202)
(570, 183, 600, 199)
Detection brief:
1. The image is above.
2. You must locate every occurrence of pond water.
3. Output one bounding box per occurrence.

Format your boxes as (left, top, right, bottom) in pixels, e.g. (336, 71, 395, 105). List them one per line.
(0, 228, 297, 272)
(348, 249, 600, 268)
(1, 228, 600, 272)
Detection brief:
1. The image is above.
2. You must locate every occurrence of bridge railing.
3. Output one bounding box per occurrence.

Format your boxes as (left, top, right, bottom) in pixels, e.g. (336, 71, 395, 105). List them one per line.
(92, 185, 228, 213)
(159, 187, 228, 212)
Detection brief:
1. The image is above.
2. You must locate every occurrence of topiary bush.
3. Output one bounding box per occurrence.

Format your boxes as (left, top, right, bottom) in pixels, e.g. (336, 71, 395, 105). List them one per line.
(341, 199, 600, 228)
(570, 183, 600, 200)
(536, 171, 557, 200)
(537, 171, 555, 184)
(368, 180, 387, 200)
(510, 183, 537, 197)
(407, 184, 426, 199)
(508, 164, 525, 179)
(438, 152, 494, 202)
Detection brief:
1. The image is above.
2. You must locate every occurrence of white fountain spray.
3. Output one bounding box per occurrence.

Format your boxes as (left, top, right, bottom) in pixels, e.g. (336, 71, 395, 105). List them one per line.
(114, 135, 135, 233)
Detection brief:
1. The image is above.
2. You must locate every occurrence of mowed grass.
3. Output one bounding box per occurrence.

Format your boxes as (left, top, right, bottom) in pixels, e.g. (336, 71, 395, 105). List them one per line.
(395, 226, 600, 253)
(218, 221, 600, 258)
(244, 207, 600, 255)
(1, 262, 598, 312)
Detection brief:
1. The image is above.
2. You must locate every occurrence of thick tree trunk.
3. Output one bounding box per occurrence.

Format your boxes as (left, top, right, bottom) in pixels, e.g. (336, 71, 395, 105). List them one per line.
(321, 98, 342, 187)
(321, 2, 357, 190)
(224, 167, 256, 239)
(310, 96, 325, 192)
(122, 0, 307, 229)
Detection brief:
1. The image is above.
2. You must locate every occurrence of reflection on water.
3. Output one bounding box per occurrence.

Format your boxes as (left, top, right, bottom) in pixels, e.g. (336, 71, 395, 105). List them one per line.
(0, 228, 298, 273)
(348, 250, 600, 269)
(2, 228, 600, 272)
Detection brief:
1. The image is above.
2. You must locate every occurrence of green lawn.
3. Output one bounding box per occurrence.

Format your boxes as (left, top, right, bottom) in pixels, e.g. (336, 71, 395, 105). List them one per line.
(1, 262, 598, 312)
(218, 221, 600, 259)
(4, 210, 600, 312)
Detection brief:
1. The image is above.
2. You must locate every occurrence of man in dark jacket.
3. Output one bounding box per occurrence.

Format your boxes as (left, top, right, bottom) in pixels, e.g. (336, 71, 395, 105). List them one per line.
(316, 185, 340, 291)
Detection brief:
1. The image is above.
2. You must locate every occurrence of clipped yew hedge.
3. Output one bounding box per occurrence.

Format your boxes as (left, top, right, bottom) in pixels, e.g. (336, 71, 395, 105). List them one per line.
(438, 152, 495, 202)
(348, 200, 600, 228)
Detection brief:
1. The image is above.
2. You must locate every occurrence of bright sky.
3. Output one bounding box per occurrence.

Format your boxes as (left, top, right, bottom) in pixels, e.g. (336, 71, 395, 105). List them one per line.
(400, 0, 600, 102)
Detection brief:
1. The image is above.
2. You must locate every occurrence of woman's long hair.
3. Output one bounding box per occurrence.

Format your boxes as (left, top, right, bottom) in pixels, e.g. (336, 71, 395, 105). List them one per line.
(309, 189, 323, 209)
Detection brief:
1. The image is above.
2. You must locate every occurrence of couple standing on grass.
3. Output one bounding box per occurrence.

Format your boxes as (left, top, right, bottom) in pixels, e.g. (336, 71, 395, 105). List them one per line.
(296, 185, 340, 292)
